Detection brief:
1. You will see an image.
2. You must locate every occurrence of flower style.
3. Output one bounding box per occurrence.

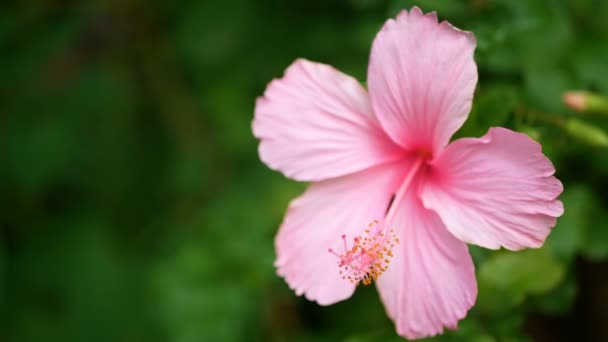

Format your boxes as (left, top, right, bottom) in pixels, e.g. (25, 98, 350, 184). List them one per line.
(252, 7, 563, 340)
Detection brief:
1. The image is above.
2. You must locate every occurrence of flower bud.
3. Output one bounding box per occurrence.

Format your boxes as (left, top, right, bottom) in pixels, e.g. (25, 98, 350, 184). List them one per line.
(564, 118, 608, 147)
(563, 91, 608, 114)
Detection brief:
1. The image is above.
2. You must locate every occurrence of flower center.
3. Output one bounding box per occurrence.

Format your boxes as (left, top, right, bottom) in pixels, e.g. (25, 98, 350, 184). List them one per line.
(328, 220, 399, 286)
(416, 148, 433, 160)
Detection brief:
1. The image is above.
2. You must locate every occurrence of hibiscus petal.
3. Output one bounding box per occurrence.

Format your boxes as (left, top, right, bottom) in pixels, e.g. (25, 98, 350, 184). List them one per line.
(421, 127, 564, 250)
(275, 161, 408, 305)
(367, 7, 477, 154)
(253, 59, 404, 182)
(376, 174, 477, 339)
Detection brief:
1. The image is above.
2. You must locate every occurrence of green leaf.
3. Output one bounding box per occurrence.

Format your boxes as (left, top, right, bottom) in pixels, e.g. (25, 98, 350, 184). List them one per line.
(473, 83, 520, 126)
(531, 272, 577, 315)
(580, 208, 608, 261)
(389, 0, 470, 20)
(545, 185, 592, 262)
(549, 184, 608, 261)
(477, 249, 566, 314)
(573, 39, 608, 93)
(524, 64, 576, 115)
(422, 316, 497, 342)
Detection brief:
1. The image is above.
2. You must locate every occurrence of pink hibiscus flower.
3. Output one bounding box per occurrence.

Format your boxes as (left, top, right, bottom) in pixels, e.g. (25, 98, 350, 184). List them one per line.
(252, 7, 564, 340)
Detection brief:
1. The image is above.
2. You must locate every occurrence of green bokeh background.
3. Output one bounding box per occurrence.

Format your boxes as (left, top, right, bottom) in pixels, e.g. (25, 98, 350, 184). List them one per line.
(1, 0, 608, 341)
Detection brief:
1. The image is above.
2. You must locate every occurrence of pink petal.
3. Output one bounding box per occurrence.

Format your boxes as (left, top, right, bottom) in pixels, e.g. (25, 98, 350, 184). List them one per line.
(421, 127, 564, 250)
(253, 59, 404, 182)
(367, 7, 477, 154)
(376, 173, 476, 339)
(275, 160, 409, 305)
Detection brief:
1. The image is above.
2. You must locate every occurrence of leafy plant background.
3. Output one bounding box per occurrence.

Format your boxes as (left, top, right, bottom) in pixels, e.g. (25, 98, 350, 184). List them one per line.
(1, 0, 608, 341)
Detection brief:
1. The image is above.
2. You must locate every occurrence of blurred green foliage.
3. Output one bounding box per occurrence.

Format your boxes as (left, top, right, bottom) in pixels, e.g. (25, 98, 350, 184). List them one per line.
(1, 0, 608, 341)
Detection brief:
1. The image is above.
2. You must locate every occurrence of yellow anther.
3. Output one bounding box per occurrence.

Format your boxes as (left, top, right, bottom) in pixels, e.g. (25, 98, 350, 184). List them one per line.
(331, 221, 398, 287)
